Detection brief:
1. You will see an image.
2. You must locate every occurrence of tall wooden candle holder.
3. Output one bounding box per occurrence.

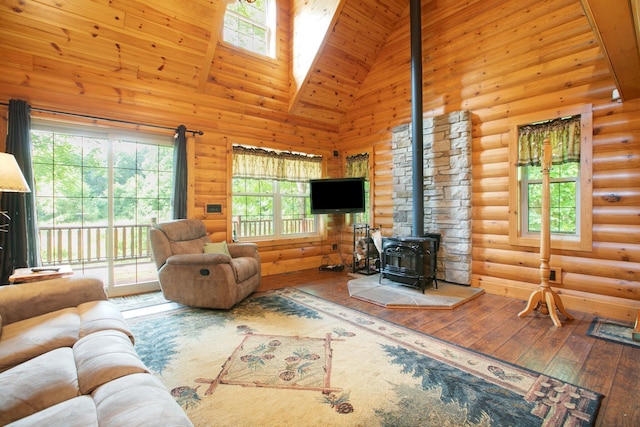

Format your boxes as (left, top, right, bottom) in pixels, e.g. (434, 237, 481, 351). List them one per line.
(518, 138, 573, 327)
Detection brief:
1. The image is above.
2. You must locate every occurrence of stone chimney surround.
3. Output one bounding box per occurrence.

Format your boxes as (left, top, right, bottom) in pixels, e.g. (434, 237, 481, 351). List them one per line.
(391, 110, 472, 285)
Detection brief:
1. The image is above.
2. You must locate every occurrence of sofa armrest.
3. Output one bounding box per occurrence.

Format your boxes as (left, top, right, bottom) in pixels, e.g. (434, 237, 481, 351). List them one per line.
(165, 253, 232, 266)
(0, 276, 107, 325)
(228, 242, 259, 259)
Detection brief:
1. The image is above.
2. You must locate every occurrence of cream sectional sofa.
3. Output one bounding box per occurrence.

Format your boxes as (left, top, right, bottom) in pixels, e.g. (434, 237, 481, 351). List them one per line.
(0, 276, 192, 426)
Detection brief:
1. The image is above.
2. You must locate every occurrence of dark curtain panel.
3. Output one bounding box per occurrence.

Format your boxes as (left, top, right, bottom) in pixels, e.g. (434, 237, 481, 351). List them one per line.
(172, 125, 187, 219)
(0, 99, 40, 284)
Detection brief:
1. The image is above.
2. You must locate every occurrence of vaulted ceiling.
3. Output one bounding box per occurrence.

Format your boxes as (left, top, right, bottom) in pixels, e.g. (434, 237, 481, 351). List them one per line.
(288, 0, 407, 125)
(0, 0, 408, 127)
(0, 0, 638, 129)
(0, 0, 229, 88)
(580, 0, 640, 100)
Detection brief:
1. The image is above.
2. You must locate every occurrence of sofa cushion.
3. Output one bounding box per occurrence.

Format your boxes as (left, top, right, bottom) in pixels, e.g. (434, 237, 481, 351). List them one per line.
(0, 308, 80, 373)
(92, 373, 193, 427)
(0, 347, 80, 425)
(0, 277, 107, 325)
(74, 330, 148, 394)
(6, 396, 99, 427)
(78, 300, 134, 343)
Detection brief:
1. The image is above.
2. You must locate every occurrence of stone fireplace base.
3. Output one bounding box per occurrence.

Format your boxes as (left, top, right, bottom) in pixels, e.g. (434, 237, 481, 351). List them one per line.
(347, 274, 484, 309)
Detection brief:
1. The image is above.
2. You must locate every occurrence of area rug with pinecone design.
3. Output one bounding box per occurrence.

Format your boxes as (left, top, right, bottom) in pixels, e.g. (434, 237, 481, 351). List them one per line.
(126, 288, 602, 426)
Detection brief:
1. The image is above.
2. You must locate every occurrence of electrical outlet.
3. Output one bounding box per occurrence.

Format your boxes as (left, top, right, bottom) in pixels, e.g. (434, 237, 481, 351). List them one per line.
(549, 267, 562, 284)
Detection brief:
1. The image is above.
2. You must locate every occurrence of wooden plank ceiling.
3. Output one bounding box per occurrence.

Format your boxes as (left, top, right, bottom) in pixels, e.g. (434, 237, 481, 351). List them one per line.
(1, 0, 638, 127)
(580, 0, 640, 100)
(288, 0, 407, 125)
(0, 0, 407, 127)
(0, 0, 233, 88)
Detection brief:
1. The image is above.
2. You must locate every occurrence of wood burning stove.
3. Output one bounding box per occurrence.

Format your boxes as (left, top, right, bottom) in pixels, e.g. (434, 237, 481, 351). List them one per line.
(379, 234, 440, 293)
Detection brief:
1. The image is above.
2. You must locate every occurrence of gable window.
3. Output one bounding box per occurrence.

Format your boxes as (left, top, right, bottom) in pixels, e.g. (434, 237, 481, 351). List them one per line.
(508, 105, 592, 251)
(346, 152, 371, 224)
(223, 0, 276, 58)
(232, 145, 322, 239)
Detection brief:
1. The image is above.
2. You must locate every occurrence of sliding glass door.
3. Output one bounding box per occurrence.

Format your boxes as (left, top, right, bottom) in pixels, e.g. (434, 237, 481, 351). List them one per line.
(31, 121, 174, 296)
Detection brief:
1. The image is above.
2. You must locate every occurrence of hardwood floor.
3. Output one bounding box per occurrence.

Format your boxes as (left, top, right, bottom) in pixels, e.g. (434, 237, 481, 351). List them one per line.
(257, 269, 639, 427)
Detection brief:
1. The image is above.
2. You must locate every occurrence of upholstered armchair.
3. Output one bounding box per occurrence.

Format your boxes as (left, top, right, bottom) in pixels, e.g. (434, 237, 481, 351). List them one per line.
(149, 219, 261, 309)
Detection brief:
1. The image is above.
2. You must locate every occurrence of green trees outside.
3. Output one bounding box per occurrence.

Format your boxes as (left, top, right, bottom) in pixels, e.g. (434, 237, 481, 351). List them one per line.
(112, 138, 174, 225)
(223, 0, 269, 56)
(32, 131, 108, 226)
(232, 178, 314, 237)
(32, 130, 173, 228)
(31, 129, 173, 266)
(525, 162, 579, 234)
(232, 178, 274, 233)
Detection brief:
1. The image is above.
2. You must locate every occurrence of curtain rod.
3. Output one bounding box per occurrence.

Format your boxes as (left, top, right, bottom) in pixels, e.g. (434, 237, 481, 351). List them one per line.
(0, 102, 204, 137)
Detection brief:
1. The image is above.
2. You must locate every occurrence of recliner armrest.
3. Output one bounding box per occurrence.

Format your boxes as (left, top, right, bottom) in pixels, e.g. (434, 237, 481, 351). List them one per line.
(228, 243, 259, 259)
(165, 253, 232, 266)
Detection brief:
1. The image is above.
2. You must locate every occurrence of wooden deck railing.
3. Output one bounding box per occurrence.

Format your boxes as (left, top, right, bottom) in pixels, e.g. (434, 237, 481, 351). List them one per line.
(39, 218, 316, 266)
(38, 224, 152, 266)
(232, 217, 316, 238)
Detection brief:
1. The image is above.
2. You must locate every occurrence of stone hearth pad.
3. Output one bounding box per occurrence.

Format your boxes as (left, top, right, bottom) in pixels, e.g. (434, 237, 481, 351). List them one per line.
(348, 274, 484, 309)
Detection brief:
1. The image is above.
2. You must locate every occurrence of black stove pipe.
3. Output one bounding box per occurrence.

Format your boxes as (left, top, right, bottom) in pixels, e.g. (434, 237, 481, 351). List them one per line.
(410, 0, 424, 236)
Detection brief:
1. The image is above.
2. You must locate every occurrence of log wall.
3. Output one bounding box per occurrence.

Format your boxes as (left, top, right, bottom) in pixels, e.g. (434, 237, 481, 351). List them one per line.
(1, 0, 639, 320)
(0, 0, 343, 278)
(340, 0, 640, 321)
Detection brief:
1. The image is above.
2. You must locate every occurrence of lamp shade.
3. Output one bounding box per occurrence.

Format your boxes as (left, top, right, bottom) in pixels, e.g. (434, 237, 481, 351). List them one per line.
(0, 152, 30, 193)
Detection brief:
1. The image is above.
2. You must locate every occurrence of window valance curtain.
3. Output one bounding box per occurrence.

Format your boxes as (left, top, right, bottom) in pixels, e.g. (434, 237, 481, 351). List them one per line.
(232, 145, 322, 180)
(517, 115, 581, 166)
(346, 153, 369, 179)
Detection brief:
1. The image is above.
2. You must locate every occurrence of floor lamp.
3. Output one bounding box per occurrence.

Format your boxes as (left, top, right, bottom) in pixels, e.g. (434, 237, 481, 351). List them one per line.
(0, 152, 31, 240)
(517, 138, 573, 327)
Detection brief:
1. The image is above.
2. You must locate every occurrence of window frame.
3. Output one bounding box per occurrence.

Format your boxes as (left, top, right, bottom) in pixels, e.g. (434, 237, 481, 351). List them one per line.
(231, 177, 317, 240)
(30, 119, 174, 295)
(222, 0, 276, 59)
(508, 104, 593, 251)
(229, 143, 325, 242)
(520, 163, 580, 235)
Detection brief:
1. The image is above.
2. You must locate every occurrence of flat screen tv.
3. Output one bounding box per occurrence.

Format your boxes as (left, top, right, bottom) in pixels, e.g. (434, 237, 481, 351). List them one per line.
(310, 177, 365, 214)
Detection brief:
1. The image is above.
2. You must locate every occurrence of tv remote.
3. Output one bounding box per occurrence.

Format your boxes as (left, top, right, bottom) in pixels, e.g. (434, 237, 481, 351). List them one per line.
(31, 267, 61, 272)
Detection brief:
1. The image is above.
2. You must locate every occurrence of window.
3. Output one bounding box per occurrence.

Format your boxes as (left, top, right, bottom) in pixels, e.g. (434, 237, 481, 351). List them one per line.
(232, 145, 322, 239)
(31, 121, 174, 295)
(521, 162, 579, 234)
(508, 105, 592, 251)
(223, 0, 276, 58)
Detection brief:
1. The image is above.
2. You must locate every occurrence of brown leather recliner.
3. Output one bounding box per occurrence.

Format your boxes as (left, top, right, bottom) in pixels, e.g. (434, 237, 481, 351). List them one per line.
(149, 219, 261, 309)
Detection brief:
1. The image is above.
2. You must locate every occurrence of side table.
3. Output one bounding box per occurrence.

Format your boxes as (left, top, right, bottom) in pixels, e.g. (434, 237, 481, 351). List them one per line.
(9, 265, 74, 284)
